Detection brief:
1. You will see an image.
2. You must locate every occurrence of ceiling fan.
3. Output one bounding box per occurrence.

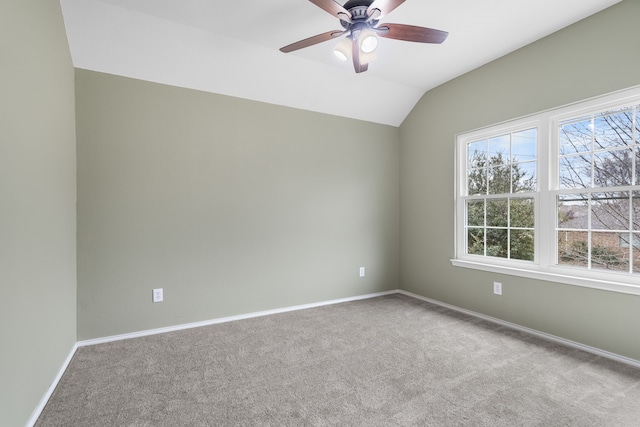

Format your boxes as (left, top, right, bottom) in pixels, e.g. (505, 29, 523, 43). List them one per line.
(280, 0, 449, 73)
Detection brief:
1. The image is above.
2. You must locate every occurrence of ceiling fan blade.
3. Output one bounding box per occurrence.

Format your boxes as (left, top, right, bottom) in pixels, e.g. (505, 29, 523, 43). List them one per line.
(377, 23, 448, 44)
(352, 38, 368, 73)
(367, 0, 406, 20)
(280, 30, 345, 53)
(309, 0, 352, 20)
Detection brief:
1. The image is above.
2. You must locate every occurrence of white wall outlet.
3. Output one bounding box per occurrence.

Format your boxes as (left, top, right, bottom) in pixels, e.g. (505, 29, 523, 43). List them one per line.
(493, 282, 502, 295)
(152, 288, 164, 303)
(359, 267, 365, 277)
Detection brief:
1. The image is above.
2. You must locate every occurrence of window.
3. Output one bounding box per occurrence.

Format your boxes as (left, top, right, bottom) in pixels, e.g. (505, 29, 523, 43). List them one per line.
(465, 129, 537, 261)
(453, 87, 640, 295)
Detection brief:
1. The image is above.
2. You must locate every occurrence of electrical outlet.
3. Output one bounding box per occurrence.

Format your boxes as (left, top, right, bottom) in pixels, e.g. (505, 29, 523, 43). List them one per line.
(359, 267, 365, 277)
(493, 282, 502, 295)
(152, 288, 164, 303)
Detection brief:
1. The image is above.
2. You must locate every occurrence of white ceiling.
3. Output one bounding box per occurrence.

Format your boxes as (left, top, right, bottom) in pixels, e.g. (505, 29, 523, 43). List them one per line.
(60, 0, 621, 126)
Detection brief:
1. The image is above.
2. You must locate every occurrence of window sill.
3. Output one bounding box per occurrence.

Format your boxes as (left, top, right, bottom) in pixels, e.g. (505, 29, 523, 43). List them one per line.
(450, 258, 640, 296)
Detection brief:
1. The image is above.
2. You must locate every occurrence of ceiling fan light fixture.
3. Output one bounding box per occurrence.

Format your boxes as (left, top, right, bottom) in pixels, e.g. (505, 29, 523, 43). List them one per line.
(333, 37, 351, 61)
(359, 29, 378, 54)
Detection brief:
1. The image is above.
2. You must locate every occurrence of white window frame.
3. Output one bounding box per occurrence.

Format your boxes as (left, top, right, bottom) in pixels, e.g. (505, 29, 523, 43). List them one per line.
(452, 86, 640, 296)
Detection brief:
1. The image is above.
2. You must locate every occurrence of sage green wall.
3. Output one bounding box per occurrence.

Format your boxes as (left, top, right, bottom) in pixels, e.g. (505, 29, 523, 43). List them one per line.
(400, 0, 640, 361)
(76, 70, 400, 340)
(0, 1, 77, 426)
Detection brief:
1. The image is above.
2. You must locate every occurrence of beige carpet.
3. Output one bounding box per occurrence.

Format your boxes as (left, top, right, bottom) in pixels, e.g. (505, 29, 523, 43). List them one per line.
(37, 293, 640, 426)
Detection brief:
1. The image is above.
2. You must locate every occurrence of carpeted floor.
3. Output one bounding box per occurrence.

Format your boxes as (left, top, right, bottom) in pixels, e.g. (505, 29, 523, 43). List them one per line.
(37, 293, 640, 426)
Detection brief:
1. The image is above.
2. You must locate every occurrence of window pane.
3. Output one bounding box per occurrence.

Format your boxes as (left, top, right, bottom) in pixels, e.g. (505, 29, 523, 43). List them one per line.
(635, 147, 640, 186)
(510, 198, 534, 228)
(633, 232, 640, 273)
(510, 229, 534, 261)
(619, 232, 639, 248)
(592, 232, 629, 272)
(486, 228, 508, 258)
(488, 165, 510, 194)
(593, 149, 633, 187)
(467, 200, 484, 226)
(590, 192, 629, 230)
(467, 228, 484, 255)
(593, 110, 633, 150)
(468, 140, 487, 169)
(486, 199, 508, 227)
(558, 194, 588, 229)
(560, 154, 592, 189)
(636, 105, 640, 143)
(560, 117, 592, 155)
(468, 168, 487, 195)
(557, 230, 588, 267)
(512, 129, 537, 162)
(512, 161, 536, 192)
(488, 135, 510, 165)
(633, 191, 640, 231)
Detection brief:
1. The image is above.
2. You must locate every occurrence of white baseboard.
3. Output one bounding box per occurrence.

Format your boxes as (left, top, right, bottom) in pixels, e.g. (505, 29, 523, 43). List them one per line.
(26, 342, 78, 427)
(397, 289, 640, 369)
(77, 288, 640, 368)
(77, 289, 399, 347)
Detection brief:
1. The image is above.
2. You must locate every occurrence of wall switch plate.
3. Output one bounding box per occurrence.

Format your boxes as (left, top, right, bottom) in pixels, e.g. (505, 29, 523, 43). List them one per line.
(153, 288, 164, 303)
(493, 282, 502, 295)
(359, 267, 365, 277)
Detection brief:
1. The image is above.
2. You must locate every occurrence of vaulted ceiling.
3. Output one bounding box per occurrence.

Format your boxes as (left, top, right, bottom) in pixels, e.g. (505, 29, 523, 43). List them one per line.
(60, 0, 621, 126)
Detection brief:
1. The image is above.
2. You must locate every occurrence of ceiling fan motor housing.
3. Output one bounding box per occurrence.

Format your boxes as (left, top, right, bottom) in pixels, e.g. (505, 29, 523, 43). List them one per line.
(340, 0, 379, 29)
